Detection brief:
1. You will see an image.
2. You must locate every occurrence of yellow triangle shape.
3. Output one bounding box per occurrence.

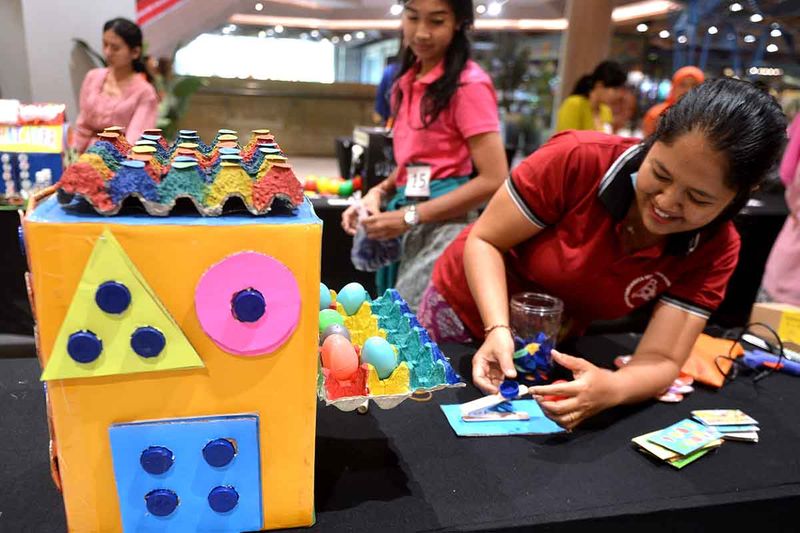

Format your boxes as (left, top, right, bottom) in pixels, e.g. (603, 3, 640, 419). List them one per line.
(41, 229, 204, 381)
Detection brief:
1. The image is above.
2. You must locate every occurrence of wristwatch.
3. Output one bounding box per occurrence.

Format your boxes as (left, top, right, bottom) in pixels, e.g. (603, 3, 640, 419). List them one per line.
(403, 205, 420, 227)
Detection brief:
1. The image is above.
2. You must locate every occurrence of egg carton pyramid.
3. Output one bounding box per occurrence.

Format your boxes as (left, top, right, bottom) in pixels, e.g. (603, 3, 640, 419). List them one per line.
(318, 288, 464, 411)
(58, 128, 303, 216)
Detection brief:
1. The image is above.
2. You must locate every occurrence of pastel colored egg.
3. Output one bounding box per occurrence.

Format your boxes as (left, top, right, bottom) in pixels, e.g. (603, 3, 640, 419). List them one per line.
(319, 309, 344, 336)
(337, 282, 369, 315)
(361, 336, 397, 380)
(321, 323, 351, 345)
(319, 283, 332, 310)
(321, 334, 359, 380)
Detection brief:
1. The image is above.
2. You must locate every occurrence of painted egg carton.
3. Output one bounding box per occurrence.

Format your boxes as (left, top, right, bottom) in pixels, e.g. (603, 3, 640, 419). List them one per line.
(57, 129, 303, 216)
(318, 289, 464, 411)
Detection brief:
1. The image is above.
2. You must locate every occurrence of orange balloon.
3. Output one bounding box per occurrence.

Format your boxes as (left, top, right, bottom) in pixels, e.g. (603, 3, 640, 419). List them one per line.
(320, 334, 358, 380)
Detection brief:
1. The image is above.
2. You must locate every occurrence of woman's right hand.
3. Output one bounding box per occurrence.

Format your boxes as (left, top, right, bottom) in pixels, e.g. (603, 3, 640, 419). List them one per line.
(341, 189, 383, 235)
(472, 327, 517, 394)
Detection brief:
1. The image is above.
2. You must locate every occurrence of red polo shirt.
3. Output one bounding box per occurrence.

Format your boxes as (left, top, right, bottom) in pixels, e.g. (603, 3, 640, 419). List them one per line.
(432, 131, 741, 339)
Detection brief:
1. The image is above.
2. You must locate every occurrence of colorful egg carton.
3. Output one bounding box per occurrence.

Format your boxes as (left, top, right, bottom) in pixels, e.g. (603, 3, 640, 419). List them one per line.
(58, 128, 304, 216)
(318, 289, 464, 411)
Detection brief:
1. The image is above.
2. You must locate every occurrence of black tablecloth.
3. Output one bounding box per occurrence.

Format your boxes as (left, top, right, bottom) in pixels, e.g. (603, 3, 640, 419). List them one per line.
(3, 334, 800, 532)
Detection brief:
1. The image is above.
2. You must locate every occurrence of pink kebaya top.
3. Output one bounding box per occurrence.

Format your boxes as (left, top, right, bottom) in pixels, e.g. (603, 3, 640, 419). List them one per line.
(71, 67, 158, 152)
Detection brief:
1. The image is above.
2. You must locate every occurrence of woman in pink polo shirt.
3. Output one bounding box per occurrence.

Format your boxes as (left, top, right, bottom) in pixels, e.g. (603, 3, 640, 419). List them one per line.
(421, 79, 787, 429)
(341, 0, 508, 310)
(71, 18, 159, 153)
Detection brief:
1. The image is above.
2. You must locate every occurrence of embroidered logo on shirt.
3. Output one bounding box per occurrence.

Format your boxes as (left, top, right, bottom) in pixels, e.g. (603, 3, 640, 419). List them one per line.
(624, 272, 671, 308)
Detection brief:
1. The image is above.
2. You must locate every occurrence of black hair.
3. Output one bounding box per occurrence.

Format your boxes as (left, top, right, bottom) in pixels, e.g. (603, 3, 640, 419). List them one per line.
(103, 17, 153, 85)
(644, 78, 787, 222)
(392, 0, 475, 127)
(570, 74, 594, 96)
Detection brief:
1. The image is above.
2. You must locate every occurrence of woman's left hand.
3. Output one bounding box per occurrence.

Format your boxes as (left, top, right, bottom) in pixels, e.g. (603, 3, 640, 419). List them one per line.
(361, 210, 409, 240)
(528, 350, 620, 431)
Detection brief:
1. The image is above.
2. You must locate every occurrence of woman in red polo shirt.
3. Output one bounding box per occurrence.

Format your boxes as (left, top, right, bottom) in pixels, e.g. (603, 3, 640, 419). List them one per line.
(341, 0, 508, 310)
(421, 79, 787, 429)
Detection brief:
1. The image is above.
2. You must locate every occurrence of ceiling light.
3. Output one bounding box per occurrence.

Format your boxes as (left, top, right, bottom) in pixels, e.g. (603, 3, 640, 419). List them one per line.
(390, 3, 403, 16)
(743, 34, 756, 43)
(343, 33, 352, 42)
(636, 23, 648, 32)
(766, 43, 778, 53)
(487, 1, 502, 16)
(310, 29, 320, 38)
(750, 13, 763, 22)
(331, 36, 340, 43)
(255, 2, 263, 11)
(274, 24, 284, 33)
(708, 26, 718, 35)
(729, 2, 742, 11)
(677, 35, 688, 44)
(770, 28, 781, 37)
(355, 31, 365, 39)
(476, 4, 487, 14)
(749, 66, 758, 75)
(659, 30, 670, 38)
(258, 30, 266, 38)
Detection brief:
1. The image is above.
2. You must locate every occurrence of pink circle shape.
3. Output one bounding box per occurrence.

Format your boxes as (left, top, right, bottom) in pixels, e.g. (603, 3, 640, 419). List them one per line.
(195, 252, 301, 356)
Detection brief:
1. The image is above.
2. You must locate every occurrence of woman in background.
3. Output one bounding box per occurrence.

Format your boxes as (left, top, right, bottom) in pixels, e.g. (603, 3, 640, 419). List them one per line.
(71, 18, 158, 153)
(555, 60, 627, 134)
(642, 66, 704, 137)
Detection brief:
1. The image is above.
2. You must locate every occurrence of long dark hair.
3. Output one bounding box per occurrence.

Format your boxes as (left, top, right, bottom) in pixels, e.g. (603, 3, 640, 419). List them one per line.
(103, 17, 153, 85)
(644, 78, 787, 223)
(392, 0, 474, 127)
(572, 61, 627, 96)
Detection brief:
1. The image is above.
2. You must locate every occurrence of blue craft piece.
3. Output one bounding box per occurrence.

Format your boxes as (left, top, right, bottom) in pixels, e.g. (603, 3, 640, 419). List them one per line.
(220, 154, 243, 161)
(141, 134, 161, 141)
(208, 486, 239, 513)
(174, 156, 197, 162)
(122, 160, 146, 168)
(67, 331, 102, 363)
(219, 147, 240, 155)
(179, 129, 198, 136)
(500, 380, 521, 400)
(140, 446, 174, 475)
(95, 281, 131, 314)
(109, 415, 262, 532)
(145, 489, 179, 516)
(131, 326, 166, 358)
(203, 438, 236, 467)
(231, 289, 266, 323)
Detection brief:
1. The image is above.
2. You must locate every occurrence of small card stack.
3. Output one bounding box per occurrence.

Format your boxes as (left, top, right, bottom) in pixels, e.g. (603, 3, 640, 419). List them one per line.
(632, 419, 724, 468)
(691, 409, 760, 443)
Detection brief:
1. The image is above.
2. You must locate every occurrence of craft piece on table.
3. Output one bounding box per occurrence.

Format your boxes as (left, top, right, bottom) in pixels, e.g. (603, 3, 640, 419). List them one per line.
(632, 430, 723, 462)
(691, 409, 758, 426)
(41, 229, 204, 381)
(195, 251, 300, 356)
(458, 380, 529, 420)
(441, 400, 565, 437)
(646, 419, 722, 456)
(109, 414, 262, 532)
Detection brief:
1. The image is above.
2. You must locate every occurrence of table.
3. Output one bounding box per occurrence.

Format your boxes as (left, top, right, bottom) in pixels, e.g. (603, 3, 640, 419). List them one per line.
(3, 334, 799, 532)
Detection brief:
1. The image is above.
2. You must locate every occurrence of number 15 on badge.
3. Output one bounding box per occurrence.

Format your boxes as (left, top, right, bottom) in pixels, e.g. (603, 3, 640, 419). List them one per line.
(405, 163, 431, 199)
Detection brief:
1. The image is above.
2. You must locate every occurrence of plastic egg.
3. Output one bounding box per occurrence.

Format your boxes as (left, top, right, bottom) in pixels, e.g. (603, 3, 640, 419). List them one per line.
(319, 309, 344, 336)
(319, 283, 332, 310)
(321, 323, 351, 345)
(303, 178, 317, 192)
(338, 180, 354, 197)
(338, 282, 369, 315)
(361, 336, 398, 379)
(321, 334, 359, 380)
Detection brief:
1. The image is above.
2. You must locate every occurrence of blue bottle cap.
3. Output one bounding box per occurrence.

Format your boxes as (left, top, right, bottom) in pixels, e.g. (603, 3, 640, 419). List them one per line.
(122, 160, 146, 168)
(67, 331, 102, 363)
(136, 139, 158, 146)
(499, 380, 521, 400)
(173, 155, 197, 162)
(95, 281, 131, 314)
(141, 134, 162, 141)
(145, 489, 179, 516)
(231, 289, 266, 323)
(218, 147, 240, 155)
(208, 486, 239, 513)
(178, 129, 197, 136)
(140, 446, 174, 475)
(131, 326, 166, 358)
(203, 438, 236, 467)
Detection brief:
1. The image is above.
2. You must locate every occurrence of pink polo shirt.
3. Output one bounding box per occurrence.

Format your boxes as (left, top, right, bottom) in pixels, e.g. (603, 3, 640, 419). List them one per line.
(392, 60, 499, 186)
(71, 67, 159, 153)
